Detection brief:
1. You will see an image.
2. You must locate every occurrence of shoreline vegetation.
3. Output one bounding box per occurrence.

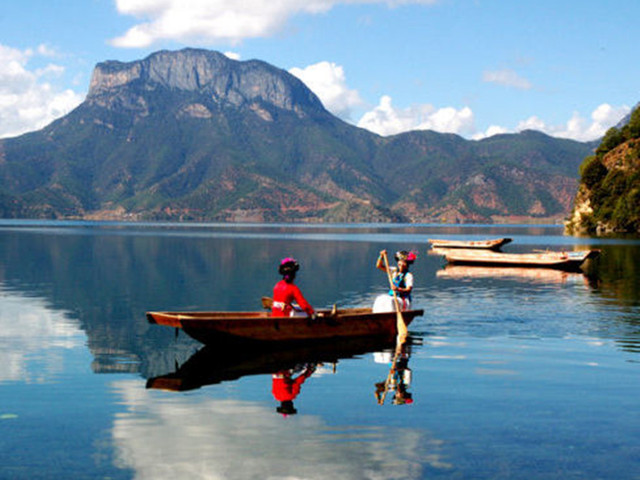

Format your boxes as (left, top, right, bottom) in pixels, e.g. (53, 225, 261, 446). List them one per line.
(566, 106, 640, 236)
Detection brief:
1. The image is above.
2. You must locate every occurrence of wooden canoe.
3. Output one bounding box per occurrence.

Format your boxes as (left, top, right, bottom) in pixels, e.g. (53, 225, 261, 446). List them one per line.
(146, 307, 423, 346)
(428, 237, 512, 250)
(438, 248, 599, 271)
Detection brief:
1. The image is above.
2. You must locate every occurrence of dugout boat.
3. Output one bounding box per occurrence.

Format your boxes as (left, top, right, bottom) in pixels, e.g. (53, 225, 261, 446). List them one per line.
(146, 307, 423, 346)
(436, 248, 600, 271)
(428, 237, 512, 250)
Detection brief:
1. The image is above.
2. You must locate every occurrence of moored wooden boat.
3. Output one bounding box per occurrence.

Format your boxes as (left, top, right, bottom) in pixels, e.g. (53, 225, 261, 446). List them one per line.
(428, 237, 512, 250)
(437, 248, 599, 271)
(146, 307, 423, 346)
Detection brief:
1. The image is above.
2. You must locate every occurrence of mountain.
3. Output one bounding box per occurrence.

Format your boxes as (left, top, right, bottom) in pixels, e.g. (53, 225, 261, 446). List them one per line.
(565, 105, 640, 235)
(0, 48, 596, 223)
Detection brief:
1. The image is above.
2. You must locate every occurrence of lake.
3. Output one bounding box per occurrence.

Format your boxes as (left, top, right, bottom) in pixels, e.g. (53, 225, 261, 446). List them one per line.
(0, 221, 638, 479)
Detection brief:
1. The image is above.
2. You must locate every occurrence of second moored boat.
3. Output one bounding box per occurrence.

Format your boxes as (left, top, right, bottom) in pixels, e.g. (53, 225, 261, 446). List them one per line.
(428, 237, 512, 250)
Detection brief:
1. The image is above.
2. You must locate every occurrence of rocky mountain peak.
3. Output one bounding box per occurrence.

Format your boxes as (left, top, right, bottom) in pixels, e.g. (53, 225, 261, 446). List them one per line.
(87, 48, 327, 115)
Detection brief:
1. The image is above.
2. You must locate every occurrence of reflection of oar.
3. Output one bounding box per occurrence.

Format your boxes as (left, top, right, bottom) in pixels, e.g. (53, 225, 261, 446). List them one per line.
(378, 336, 406, 405)
(381, 251, 408, 340)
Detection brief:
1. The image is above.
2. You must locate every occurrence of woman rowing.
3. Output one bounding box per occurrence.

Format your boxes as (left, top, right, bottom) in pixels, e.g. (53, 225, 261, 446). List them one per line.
(272, 257, 316, 318)
(373, 250, 416, 312)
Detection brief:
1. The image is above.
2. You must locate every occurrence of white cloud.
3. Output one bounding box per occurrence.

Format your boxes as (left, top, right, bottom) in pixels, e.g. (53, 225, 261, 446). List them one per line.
(111, 0, 440, 47)
(0, 44, 84, 139)
(223, 51, 241, 60)
(515, 103, 630, 141)
(290, 62, 364, 120)
(472, 125, 509, 140)
(483, 68, 532, 90)
(421, 106, 474, 134)
(357, 95, 475, 136)
(470, 103, 630, 141)
(36, 44, 59, 58)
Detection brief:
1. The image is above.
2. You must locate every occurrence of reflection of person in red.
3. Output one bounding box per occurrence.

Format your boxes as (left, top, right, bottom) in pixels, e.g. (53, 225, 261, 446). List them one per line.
(272, 364, 316, 416)
(272, 257, 315, 318)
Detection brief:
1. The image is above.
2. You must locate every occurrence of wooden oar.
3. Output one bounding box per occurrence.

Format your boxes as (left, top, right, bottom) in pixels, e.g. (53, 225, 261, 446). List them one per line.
(381, 251, 408, 340)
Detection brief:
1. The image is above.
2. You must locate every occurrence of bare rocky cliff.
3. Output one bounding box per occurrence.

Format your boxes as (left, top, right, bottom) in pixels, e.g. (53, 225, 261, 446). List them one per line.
(87, 49, 326, 118)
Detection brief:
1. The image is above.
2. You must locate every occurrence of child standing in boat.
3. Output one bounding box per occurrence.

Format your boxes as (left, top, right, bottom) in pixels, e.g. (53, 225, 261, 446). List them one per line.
(272, 257, 316, 317)
(374, 250, 416, 312)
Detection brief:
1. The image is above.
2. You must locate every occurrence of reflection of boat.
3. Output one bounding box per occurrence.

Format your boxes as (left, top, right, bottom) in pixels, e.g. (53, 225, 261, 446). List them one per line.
(428, 237, 512, 250)
(436, 265, 587, 284)
(146, 307, 424, 346)
(147, 335, 398, 392)
(434, 248, 600, 271)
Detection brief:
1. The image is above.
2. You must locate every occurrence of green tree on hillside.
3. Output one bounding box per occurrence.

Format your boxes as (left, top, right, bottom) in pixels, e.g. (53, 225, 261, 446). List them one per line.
(573, 105, 640, 234)
(627, 106, 640, 138)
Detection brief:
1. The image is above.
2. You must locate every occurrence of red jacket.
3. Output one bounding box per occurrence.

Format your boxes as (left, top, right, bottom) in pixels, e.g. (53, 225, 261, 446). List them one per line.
(272, 372, 310, 402)
(272, 280, 314, 317)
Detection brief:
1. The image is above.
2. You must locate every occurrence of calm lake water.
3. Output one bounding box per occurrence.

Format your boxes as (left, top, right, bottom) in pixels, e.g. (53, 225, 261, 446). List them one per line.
(0, 220, 638, 479)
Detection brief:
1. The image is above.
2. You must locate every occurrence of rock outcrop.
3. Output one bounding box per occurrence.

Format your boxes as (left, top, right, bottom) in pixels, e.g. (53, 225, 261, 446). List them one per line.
(87, 49, 326, 118)
(566, 106, 640, 235)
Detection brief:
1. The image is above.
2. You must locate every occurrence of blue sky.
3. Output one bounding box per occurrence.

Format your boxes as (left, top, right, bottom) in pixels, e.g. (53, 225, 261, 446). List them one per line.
(1, 0, 637, 140)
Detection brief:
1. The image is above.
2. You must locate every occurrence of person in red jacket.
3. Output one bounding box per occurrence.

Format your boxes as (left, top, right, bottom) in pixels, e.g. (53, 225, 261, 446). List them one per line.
(271, 257, 315, 317)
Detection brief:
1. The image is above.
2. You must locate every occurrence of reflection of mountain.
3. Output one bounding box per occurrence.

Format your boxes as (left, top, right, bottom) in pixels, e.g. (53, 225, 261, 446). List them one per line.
(594, 245, 640, 303)
(112, 379, 452, 479)
(0, 224, 404, 377)
(147, 336, 397, 391)
(591, 245, 640, 354)
(2, 223, 640, 372)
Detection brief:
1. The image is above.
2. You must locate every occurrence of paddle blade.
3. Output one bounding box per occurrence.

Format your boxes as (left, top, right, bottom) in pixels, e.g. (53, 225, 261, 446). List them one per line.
(396, 310, 408, 339)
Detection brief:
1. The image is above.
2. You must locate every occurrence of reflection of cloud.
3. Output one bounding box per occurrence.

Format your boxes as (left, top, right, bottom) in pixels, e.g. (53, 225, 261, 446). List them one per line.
(0, 289, 83, 382)
(111, 380, 452, 478)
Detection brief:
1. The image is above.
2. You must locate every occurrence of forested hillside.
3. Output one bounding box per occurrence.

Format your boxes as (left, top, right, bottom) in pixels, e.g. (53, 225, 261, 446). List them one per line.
(566, 106, 640, 234)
